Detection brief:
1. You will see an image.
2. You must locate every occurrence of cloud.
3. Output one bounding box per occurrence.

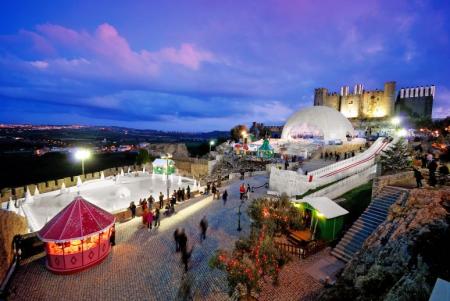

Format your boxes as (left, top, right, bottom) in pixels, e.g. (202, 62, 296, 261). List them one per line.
(14, 23, 216, 80)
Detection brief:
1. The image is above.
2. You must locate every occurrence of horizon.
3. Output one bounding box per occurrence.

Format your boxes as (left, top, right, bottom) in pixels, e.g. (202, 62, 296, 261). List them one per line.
(1, 1, 450, 131)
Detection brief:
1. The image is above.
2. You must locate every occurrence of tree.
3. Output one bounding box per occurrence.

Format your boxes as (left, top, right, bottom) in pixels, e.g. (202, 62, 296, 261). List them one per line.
(209, 226, 288, 299)
(231, 125, 249, 142)
(136, 149, 150, 166)
(379, 138, 411, 173)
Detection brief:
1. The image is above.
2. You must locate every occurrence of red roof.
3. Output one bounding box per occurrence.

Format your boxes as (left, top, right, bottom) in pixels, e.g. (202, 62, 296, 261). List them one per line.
(38, 196, 115, 242)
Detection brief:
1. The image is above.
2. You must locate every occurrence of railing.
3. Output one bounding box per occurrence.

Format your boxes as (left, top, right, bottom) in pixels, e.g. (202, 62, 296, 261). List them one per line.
(275, 242, 305, 258)
(307, 165, 377, 199)
(275, 240, 328, 259)
(309, 137, 388, 178)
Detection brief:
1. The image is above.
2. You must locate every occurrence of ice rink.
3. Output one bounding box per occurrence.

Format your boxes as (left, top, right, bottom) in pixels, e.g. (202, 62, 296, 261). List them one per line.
(21, 173, 197, 231)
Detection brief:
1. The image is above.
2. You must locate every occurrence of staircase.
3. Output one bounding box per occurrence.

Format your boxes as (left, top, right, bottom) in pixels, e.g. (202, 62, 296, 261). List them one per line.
(331, 186, 408, 263)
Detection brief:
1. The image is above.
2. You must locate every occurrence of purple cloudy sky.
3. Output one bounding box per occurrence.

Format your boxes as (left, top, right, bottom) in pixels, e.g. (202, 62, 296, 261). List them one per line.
(0, 0, 449, 131)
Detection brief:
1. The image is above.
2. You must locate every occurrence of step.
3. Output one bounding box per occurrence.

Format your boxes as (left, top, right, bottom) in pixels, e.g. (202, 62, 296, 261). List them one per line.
(331, 248, 352, 262)
(354, 219, 380, 230)
(340, 233, 368, 246)
(361, 212, 385, 224)
(368, 205, 389, 215)
(363, 209, 386, 218)
(366, 203, 389, 213)
(348, 223, 376, 236)
(343, 227, 369, 240)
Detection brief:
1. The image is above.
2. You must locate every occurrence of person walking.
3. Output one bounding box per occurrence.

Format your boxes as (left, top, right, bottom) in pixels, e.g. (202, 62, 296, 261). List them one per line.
(174, 228, 181, 252)
(159, 192, 164, 209)
(211, 184, 217, 198)
(146, 210, 154, 231)
(181, 246, 193, 272)
(413, 167, 423, 188)
(148, 195, 154, 209)
(222, 190, 228, 205)
(239, 183, 246, 200)
(154, 208, 160, 228)
(199, 216, 208, 241)
(178, 229, 188, 254)
(186, 185, 191, 199)
(129, 202, 136, 219)
(171, 192, 177, 213)
(110, 225, 116, 246)
(428, 159, 438, 187)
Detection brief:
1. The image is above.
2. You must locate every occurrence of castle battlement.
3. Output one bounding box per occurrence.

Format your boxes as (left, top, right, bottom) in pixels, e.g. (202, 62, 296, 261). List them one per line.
(313, 81, 434, 120)
(399, 85, 435, 99)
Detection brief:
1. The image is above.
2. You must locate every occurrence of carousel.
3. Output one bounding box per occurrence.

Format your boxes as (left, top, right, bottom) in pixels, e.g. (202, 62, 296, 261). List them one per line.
(37, 196, 115, 274)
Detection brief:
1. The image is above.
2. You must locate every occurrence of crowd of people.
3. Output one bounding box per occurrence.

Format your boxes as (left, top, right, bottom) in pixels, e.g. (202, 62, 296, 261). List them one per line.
(414, 153, 449, 188)
(320, 150, 356, 162)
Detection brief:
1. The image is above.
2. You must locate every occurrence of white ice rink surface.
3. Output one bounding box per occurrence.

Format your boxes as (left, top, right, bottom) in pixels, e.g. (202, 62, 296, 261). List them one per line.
(21, 173, 196, 231)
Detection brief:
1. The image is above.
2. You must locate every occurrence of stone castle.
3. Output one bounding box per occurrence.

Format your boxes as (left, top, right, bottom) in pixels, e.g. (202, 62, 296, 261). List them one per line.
(314, 81, 435, 120)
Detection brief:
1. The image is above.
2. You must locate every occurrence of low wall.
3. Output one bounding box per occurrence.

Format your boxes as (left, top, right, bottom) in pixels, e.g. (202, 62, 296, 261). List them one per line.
(372, 170, 415, 198)
(269, 167, 317, 197)
(173, 157, 209, 179)
(0, 164, 143, 203)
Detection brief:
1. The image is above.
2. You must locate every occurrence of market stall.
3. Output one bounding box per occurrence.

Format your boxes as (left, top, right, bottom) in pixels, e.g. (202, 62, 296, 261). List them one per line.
(292, 196, 348, 241)
(37, 196, 115, 274)
(152, 158, 176, 175)
(257, 139, 274, 159)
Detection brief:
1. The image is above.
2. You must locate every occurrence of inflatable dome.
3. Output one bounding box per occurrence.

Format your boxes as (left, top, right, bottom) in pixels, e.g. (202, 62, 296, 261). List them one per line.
(281, 106, 354, 142)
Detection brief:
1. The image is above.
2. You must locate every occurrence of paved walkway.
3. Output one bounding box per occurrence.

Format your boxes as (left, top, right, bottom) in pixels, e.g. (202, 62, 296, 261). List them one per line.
(8, 176, 269, 301)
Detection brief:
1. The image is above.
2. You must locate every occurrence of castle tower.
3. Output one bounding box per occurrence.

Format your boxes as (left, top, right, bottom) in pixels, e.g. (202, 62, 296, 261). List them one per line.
(314, 88, 328, 106)
(383, 81, 396, 117)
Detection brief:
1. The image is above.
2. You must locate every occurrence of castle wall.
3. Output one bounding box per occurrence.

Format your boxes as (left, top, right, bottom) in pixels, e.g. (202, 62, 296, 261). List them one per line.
(340, 94, 361, 118)
(324, 93, 340, 111)
(361, 91, 388, 118)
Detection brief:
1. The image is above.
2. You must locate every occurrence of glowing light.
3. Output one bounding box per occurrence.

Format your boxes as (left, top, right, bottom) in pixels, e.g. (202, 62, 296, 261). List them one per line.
(209, 140, 215, 146)
(397, 128, 408, 137)
(316, 212, 324, 218)
(74, 149, 91, 160)
(391, 117, 401, 126)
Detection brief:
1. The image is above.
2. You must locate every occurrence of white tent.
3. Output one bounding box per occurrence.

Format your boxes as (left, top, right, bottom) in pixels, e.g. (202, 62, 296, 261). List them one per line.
(292, 196, 349, 219)
(282, 106, 354, 142)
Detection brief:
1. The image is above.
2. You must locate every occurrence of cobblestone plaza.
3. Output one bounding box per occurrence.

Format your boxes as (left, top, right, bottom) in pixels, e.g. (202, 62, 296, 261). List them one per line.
(8, 175, 324, 300)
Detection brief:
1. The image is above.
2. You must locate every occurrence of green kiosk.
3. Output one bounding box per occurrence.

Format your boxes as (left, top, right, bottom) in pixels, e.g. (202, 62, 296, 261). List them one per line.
(292, 197, 349, 241)
(152, 158, 176, 175)
(257, 139, 274, 159)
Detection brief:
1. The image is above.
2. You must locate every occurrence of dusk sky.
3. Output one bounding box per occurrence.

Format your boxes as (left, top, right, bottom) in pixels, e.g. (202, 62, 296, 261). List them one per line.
(0, 0, 449, 131)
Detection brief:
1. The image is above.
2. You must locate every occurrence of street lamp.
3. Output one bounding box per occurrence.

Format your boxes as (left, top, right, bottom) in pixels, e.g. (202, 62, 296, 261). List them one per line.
(74, 149, 91, 176)
(391, 116, 401, 126)
(397, 128, 408, 137)
(237, 200, 244, 231)
(209, 140, 215, 152)
(161, 153, 172, 203)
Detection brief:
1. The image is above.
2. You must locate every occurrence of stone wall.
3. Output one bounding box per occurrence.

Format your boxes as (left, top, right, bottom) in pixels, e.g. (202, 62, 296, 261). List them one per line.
(0, 211, 28, 281)
(371, 170, 415, 198)
(173, 157, 209, 179)
(0, 164, 143, 203)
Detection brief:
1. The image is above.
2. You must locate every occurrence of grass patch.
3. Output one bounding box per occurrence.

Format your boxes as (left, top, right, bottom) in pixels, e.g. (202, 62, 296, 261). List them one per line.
(339, 180, 373, 226)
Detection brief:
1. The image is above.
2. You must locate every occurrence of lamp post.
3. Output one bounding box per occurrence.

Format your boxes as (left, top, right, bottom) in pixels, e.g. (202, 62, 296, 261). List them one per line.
(237, 200, 244, 231)
(209, 140, 215, 152)
(75, 149, 91, 176)
(161, 153, 172, 202)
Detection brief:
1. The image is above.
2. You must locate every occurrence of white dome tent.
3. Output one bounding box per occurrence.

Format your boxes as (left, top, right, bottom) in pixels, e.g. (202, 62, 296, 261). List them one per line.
(281, 106, 354, 142)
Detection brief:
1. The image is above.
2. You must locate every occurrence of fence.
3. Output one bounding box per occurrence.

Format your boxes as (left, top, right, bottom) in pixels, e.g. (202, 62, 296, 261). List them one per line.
(307, 165, 377, 199)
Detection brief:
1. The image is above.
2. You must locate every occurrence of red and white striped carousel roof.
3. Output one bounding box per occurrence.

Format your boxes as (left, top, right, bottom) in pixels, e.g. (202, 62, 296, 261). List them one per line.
(38, 196, 115, 242)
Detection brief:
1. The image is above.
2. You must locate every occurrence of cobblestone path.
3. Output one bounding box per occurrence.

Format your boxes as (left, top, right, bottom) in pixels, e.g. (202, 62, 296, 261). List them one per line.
(8, 176, 270, 301)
